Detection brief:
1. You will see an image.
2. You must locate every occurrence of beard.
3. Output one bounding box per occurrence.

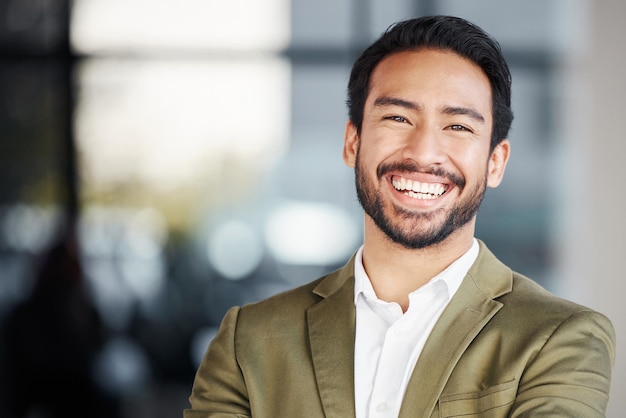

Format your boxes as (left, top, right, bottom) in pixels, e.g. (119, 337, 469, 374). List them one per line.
(354, 151, 487, 250)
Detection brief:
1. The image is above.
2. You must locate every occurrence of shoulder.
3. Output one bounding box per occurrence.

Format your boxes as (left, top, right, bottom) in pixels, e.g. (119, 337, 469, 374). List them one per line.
(496, 272, 614, 347)
(239, 276, 324, 321)
(470, 241, 614, 346)
(235, 258, 355, 329)
(505, 271, 598, 316)
(473, 242, 612, 328)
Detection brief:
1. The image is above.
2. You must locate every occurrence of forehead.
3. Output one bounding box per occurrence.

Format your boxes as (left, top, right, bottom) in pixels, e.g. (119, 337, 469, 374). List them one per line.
(366, 49, 493, 118)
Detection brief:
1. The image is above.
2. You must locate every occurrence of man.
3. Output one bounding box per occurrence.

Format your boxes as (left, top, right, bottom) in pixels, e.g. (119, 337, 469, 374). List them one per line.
(185, 16, 615, 417)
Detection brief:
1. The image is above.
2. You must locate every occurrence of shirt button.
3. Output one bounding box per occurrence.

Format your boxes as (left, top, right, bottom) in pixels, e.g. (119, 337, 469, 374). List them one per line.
(376, 402, 388, 412)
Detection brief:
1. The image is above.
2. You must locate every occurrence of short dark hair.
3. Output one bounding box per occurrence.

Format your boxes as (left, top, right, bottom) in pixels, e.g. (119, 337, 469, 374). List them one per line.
(347, 15, 513, 150)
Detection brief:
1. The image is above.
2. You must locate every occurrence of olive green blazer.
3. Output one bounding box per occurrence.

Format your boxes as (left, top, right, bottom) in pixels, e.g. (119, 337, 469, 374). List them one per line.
(185, 241, 615, 417)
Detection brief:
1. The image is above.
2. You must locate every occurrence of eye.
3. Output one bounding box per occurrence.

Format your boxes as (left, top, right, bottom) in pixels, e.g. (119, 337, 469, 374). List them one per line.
(448, 124, 473, 133)
(385, 115, 409, 123)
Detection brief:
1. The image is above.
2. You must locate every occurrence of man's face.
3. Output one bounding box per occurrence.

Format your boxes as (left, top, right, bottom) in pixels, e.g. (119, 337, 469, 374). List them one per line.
(343, 49, 509, 249)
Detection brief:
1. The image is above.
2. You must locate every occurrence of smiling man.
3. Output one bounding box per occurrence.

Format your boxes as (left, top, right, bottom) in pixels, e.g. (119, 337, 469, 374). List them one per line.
(345, 48, 508, 312)
(185, 16, 615, 418)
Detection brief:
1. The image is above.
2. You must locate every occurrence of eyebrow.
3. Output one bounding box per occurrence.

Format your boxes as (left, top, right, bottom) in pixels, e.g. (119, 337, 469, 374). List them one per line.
(373, 96, 422, 111)
(373, 96, 486, 124)
(441, 106, 486, 123)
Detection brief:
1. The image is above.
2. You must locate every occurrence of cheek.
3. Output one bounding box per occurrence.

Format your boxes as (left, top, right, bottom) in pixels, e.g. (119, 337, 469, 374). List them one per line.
(358, 134, 406, 167)
(358, 150, 391, 180)
(450, 149, 491, 180)
(355, 147, 376, 176)
(355, 139, 379, 167)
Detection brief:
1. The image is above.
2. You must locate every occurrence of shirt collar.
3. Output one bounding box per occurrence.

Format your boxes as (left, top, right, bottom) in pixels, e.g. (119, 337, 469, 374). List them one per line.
(353, 238, 480, 305)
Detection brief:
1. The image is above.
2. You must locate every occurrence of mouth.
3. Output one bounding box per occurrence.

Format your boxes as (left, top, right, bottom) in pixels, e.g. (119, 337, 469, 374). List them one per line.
(391, 175, 449, 200)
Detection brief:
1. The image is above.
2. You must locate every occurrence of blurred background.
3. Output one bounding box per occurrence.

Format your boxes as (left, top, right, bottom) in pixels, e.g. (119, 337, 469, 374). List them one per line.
(0, 0, 624, 417)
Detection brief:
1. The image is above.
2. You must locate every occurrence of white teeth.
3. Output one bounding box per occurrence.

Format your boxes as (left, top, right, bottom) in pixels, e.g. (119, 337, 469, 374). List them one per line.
(392, 177, 446, 199)
(393, 177, 406, 190)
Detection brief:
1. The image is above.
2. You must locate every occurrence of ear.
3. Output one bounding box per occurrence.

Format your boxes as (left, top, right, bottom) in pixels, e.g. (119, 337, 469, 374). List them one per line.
(486, 139, 510, 188)
(343, 120, 360, 168)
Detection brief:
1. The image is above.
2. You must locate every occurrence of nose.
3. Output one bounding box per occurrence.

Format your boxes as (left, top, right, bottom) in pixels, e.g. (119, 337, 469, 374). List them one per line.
(401, 126, 446, 167)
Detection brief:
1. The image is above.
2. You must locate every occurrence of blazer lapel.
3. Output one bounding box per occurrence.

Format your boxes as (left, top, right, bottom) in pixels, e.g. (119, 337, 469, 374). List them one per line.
(307, 259, 357, 418)
(399, 242, 513, 418)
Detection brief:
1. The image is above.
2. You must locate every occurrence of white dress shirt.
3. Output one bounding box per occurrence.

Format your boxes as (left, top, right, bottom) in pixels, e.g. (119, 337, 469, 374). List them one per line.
(353, 239, 479, 418)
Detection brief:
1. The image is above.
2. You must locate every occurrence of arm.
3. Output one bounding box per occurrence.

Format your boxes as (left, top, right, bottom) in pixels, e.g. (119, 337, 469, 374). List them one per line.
(510, 310, 616, 417)
(184, 307, 250, 418)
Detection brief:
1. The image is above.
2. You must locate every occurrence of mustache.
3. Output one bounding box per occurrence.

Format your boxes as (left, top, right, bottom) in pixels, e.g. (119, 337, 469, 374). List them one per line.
(376, 160, 465, 188)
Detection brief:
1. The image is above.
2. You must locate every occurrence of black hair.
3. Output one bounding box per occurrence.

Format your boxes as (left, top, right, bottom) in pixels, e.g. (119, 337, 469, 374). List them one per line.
(347, 15, 513, 150)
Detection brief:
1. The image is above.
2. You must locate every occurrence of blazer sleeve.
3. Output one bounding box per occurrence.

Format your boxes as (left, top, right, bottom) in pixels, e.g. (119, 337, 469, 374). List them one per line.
(184, 307, 251, 418)
(509, 309, 616, 417)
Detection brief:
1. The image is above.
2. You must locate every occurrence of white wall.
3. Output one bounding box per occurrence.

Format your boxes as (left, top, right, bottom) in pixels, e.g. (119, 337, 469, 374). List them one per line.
(560, 1, 626, 415)
(590, 2, 626, 415)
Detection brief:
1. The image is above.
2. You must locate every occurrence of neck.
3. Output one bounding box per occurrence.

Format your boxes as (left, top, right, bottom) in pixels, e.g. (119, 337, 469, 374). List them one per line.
(361, 216, 475, 312)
